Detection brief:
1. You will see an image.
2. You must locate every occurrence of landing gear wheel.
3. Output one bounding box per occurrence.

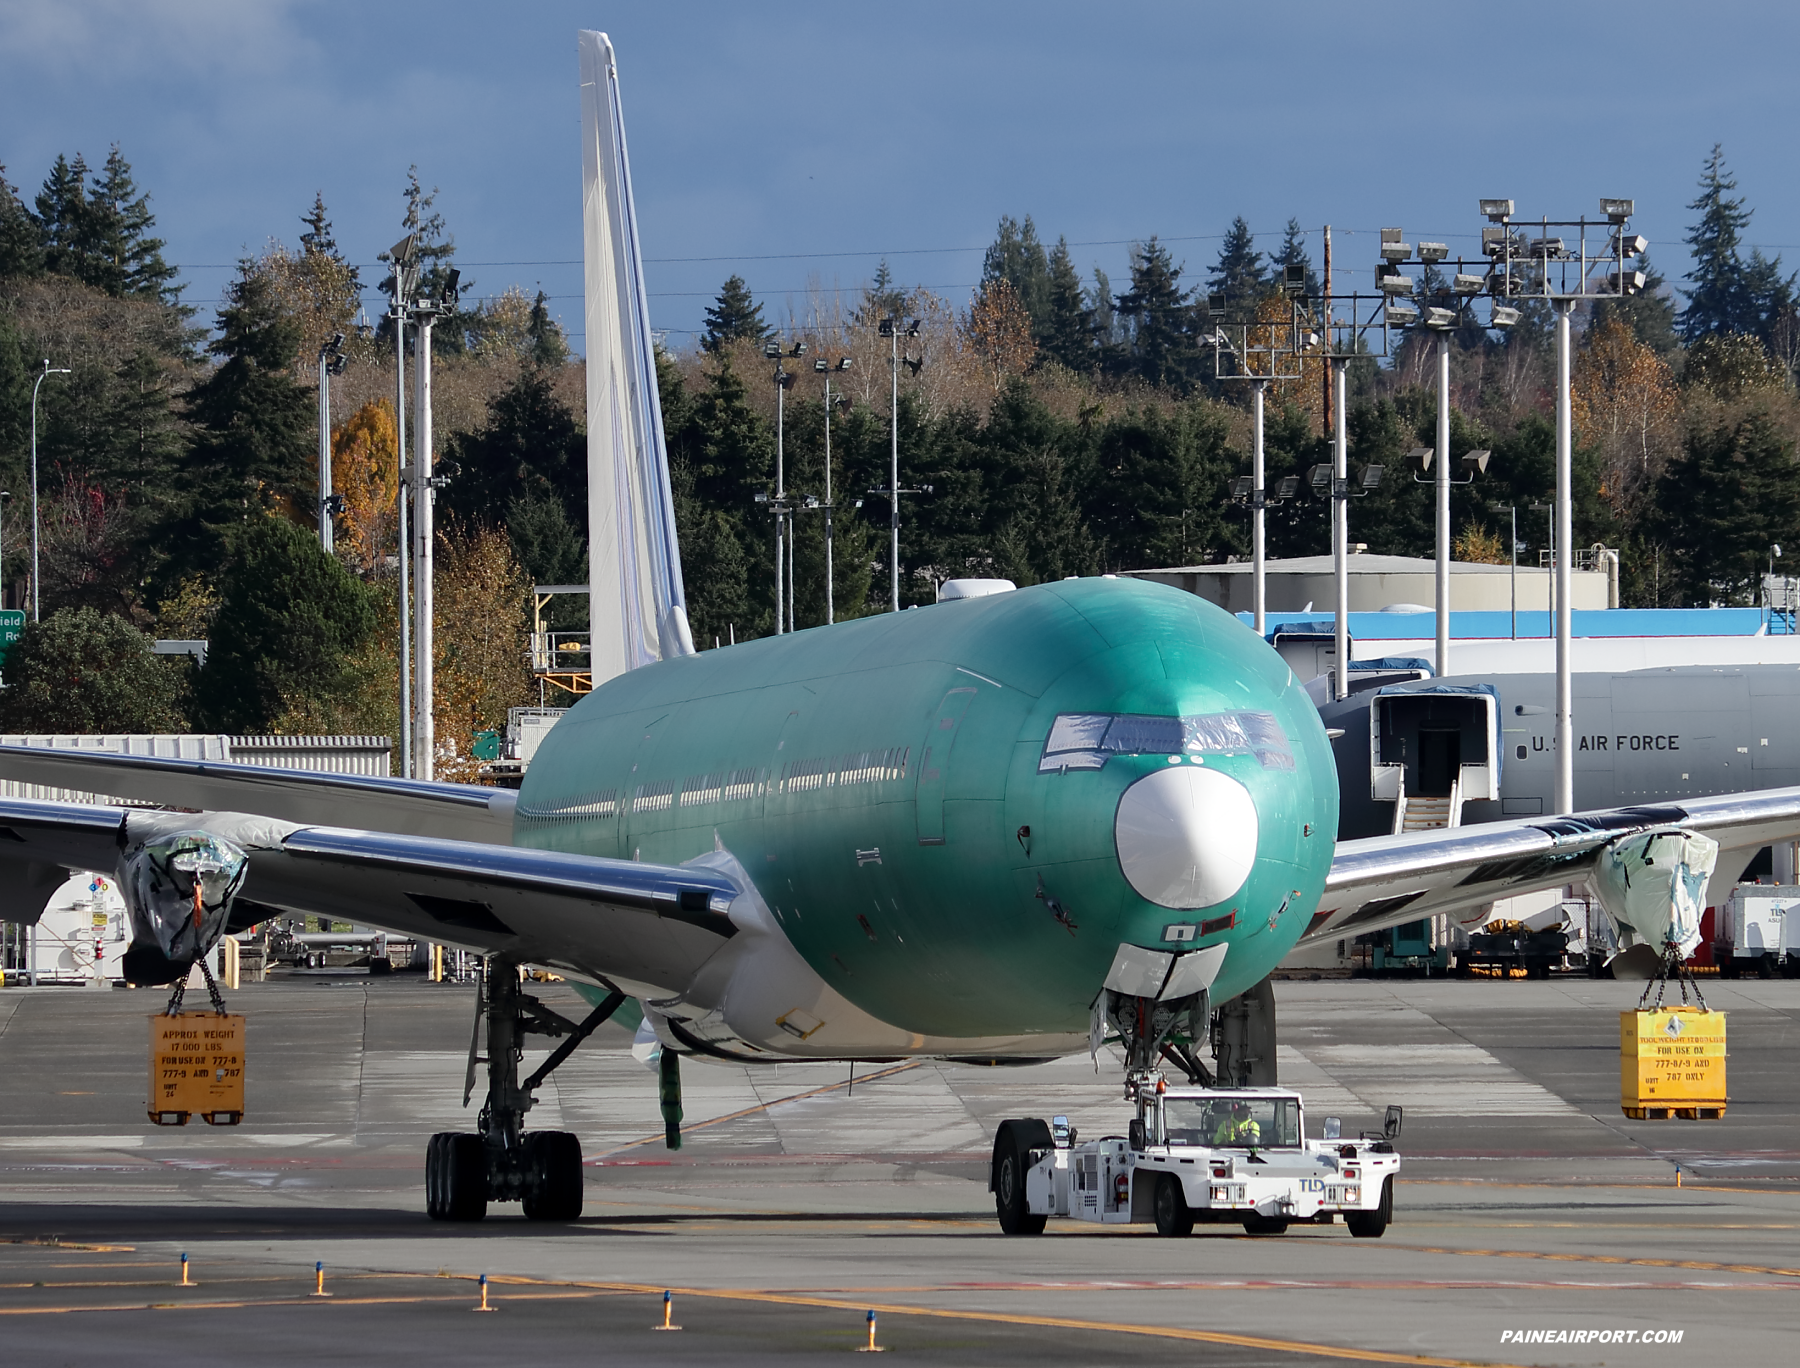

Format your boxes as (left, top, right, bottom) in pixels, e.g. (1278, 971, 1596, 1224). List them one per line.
(426, 1131, 488, 1222)
(521, 1130, 584, 1221)
(1240, 1214, 1290, 1235)
(992, 1119, 1049, 1235)
(1346, 1176, 1394, 1239)
(1152, 1174, 1193, 1238)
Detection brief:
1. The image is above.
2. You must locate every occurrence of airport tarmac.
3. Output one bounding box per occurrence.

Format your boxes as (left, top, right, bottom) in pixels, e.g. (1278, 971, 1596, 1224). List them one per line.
(2, 974, 1797, 1366)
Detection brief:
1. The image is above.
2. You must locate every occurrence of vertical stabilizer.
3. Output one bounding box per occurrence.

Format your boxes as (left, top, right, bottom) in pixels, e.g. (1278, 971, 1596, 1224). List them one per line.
(579, 31, 694, 685)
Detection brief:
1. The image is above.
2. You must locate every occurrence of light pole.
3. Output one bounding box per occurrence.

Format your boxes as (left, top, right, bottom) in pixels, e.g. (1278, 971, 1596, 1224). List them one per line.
(1490, 501, 1519, 640)
(408, 267, 458, 782)
(816, 357, 853, 624)
(317, 332, 347, 554)
(30, 360, 71, 623)
(1482, 196, 1643, 813)
(1208, 269, 1309, 634)
(762, 340, 806, 634)
(877, 316, 922, 612)
(388, 234, 419, 779)
(0, 490, 10, 615)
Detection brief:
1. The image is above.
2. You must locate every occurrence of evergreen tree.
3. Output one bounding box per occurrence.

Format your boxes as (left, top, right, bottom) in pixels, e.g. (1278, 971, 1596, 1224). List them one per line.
(1270, 218, 1319, 297)
(1656, 407, 1800, 605)
(0, 165, 43, 280)
(981, 215, 1052, 339)
(194, 517, 376, 732)
(34, 154, 93, 287)
(855, 260, 908, 326)
(1087, 267, 1117, 349)
(1116, 238, 1203, 392)
(298, 191, 361, 293)
(175, 264, 315, 573)
(1207, 216, 1268, 315)
(700, 275, 771, 353)
(1040, 237, 1093, 371)
(526, 289, 569, 367)
(0, 608, 184, 731)
(88, 146, 179, 302)
(1681, 145, 1792, 344)
(441, 367, 585, 532)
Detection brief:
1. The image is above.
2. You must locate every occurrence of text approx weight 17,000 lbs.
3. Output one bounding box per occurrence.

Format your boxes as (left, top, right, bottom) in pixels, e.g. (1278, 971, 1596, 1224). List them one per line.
(149, 1012, 245, 1125)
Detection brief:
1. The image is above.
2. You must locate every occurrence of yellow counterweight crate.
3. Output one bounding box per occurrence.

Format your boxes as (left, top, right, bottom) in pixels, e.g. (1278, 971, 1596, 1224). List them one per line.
(149, 1012, 245, 1126)
(1621, 1006, 1726, 1120)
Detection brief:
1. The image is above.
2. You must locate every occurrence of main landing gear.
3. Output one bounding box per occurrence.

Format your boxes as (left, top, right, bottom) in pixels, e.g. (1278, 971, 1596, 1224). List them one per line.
(426, 958, 624, 1222)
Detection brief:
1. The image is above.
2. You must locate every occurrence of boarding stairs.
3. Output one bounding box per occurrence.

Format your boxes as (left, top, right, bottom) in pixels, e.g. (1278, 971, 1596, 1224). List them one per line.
(1392, 778, 1463, 835)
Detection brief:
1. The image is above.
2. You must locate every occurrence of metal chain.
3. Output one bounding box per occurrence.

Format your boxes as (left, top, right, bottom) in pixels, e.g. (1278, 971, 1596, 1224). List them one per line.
(198, 955, 229, 1016)
(163, 978, 187, 1017)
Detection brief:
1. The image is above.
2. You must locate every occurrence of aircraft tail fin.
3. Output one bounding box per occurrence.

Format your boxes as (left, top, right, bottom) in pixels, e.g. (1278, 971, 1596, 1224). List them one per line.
(579, 31, 694, 686)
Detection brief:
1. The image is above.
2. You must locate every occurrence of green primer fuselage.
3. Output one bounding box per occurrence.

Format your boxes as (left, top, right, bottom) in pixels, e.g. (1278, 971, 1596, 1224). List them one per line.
(517, 579, 1337, 1039)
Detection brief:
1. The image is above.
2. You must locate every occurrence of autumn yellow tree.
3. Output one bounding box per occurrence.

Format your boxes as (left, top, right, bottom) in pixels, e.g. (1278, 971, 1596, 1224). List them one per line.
(966, 277, 1037, 393)
(1572, 317, 1679, 517)
(432, 523, 535, 783)
(332, 398, 399, 576)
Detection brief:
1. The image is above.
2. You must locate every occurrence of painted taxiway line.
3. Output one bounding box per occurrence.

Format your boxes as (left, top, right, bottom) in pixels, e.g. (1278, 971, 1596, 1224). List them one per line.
(1365, 1243, 1800, 1279)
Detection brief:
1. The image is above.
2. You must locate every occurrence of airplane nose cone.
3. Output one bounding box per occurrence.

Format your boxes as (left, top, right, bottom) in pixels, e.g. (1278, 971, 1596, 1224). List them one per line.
(1113, 765, 1259, 909)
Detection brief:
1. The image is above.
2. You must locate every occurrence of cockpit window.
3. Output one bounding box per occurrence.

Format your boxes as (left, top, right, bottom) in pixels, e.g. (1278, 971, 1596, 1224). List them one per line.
(1161, 1096, 1301, 1148)
(1039, 711, 1293, 773)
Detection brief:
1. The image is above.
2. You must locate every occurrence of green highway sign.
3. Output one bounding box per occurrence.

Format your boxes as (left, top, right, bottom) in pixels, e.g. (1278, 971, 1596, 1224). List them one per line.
(0, 608, 24, 678)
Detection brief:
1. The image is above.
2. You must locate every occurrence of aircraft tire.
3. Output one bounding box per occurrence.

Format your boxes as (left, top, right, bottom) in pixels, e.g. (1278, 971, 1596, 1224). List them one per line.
(992, 1120, 1048, 1235)
(426, 1132, 488, 1222)
(521, 1131, 584, 1221)
(1240, 1214, 1290, 1236)
(1152, 1174, 1192, 1237)
(1346, 1176, 1394, 1239)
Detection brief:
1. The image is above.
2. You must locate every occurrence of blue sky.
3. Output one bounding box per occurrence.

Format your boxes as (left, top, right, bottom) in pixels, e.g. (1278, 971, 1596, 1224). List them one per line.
(4, 1, 1797, 351)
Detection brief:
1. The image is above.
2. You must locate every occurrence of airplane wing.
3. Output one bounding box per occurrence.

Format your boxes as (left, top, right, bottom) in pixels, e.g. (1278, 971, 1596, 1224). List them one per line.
(1304, 787, 1800, 947)
(0, 744, 516, 844)
(0, 798, 738, 998)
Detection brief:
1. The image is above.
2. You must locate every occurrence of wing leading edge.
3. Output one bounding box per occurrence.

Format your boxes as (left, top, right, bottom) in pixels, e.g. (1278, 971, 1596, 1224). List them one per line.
(1309, 787, 1800, 947)
(0, 799, 739, 999)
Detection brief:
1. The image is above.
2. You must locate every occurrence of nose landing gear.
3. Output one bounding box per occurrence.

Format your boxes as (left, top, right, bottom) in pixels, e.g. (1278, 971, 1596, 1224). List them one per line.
(426, 958, 625, 1222)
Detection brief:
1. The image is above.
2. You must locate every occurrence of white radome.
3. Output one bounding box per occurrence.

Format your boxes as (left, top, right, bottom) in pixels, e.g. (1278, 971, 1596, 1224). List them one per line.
(1114, 765, 1259, 909)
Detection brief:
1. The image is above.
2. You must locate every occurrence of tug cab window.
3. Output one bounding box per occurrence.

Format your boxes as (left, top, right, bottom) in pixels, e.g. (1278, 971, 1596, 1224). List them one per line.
(1161, 1097, 1301, 1148)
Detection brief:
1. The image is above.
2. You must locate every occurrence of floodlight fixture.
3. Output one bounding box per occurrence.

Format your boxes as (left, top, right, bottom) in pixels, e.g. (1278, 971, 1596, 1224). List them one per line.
(1480, 199, 1515, 222)
(836, 357, 853, 371)
(1417, 242, 1450, 264)
(905, 319, 921, 337)
(1452, 274, 1485, 296)
(1306, 463, 1333, 492)
(814, 358, 829, 372)
(1481, 226, 1509, 258)
(777, 370, 797, 390)
(1529, 236, 1567, 259)
(440, 268, 461, 309)
(1407, 446, 1434, 475)
(1274, 475, 1301, 501)
(1462, 449, 1492, 476)
(329, 332, 346, 351)
(878, 317, 896, 337)
(1360, 464, 1386, 492)
(328, 354, 347, 377)
(1379, 228, 1413, 262)
(1282, 263, 1308, 294)
(1377, 268, 1415, 296)
(1206, 292, 1227, 316)
(1605, 270, 1647, 295)
(764, 341, 784, 357)
(755, 492, 770, 504)
(1230, 475, 1254, 500)
(1385, 301, 1419, 327)
(1600, 198, 1635, 223)
(1487, 268, 1520, 296)
(1423, 307, 1457, 329)
(1611, 232, 1649, 258)
(789, 342, 808, 358)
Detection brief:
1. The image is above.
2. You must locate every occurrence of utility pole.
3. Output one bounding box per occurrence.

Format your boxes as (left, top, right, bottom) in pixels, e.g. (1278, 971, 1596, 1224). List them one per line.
(818, 358, 852, 624)
(1554, 298, 1576, 814)
(1434, 329, 1452, 678)
(1332, 357, 1349, 700)
(877, 317, 922, 612)
(1320, 226, 1333, 434)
